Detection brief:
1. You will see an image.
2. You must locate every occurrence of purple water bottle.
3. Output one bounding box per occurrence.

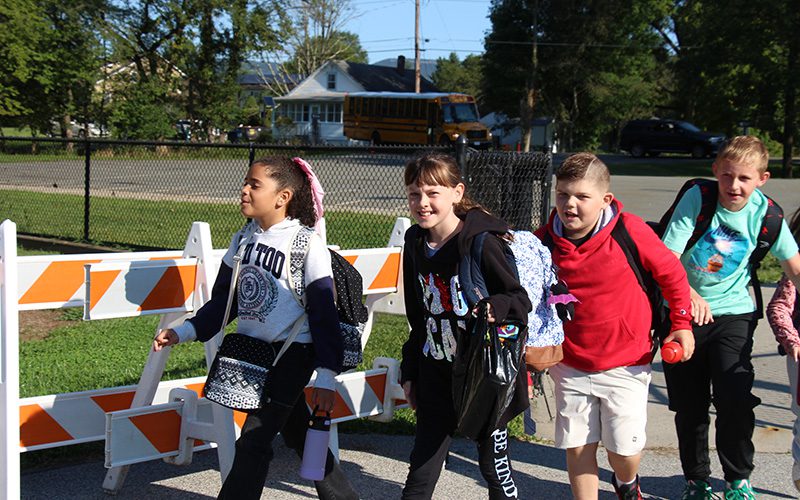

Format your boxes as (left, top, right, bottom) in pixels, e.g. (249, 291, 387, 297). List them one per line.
(299, 408, 331, 481)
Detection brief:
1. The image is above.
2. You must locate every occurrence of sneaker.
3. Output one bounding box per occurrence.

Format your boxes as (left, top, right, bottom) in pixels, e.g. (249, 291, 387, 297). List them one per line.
(724, 479, 756, 499)
(611, 473, 643, 500)
(680, 479, 720, 500)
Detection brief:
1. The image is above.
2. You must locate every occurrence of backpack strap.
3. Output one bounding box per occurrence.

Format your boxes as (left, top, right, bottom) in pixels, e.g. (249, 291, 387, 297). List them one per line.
(610, 215, 648, 294)
(288, 225, 315, 307)
(748, 195, 784, 319)
(610, 214, 667, 345)
(686, 179, 718, 252)
(459, 232, 490, 306)
(541, 230, 555, 251)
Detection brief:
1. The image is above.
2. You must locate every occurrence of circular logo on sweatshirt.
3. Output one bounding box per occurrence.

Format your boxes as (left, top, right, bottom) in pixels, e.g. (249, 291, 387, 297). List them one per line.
(238, 266, 277, 320)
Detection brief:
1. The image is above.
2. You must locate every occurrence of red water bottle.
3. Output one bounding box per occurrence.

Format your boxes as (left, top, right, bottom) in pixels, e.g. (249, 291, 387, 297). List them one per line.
(661, 341, 684, 364)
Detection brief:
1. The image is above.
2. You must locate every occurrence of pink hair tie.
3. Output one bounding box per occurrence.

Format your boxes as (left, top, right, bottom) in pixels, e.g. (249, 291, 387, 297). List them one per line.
(292, 157, 325, 228)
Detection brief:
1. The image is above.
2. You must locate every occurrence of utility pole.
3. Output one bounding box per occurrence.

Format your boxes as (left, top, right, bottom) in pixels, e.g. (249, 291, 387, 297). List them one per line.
(415, 0, 421, 93)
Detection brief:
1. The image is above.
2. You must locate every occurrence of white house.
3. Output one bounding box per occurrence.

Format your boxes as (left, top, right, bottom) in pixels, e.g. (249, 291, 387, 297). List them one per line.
(272, 57, 438, 143)
(481, 112, 558, 153)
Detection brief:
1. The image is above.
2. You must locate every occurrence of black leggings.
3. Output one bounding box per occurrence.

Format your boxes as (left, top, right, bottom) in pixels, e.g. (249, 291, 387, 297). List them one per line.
(402, 404, 519, 499)
(663, 313, 760, 482)
(217, 343, 358, 500)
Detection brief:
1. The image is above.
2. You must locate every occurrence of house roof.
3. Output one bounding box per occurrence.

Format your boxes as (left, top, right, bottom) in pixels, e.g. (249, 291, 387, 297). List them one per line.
(372, 57, 438, 81)
(335, 61, 439, 92)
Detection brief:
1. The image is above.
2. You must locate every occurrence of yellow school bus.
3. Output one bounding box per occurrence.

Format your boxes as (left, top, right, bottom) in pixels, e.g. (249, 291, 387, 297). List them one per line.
(343, 92, 492, 147)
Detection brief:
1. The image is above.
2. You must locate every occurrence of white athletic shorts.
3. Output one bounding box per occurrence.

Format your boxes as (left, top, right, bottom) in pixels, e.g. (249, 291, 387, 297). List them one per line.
(549, 362, 651, 456)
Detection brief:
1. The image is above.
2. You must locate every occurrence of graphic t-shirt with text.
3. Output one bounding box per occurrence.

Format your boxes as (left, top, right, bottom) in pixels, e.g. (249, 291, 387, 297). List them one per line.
(663, 186, 798, 316)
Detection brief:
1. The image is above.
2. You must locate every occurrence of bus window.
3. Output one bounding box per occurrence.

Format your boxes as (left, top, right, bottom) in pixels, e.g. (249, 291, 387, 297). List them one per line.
(443, 103, 479, 124)
(443, 106, 454, 124)
(388, 99, 397, 117)
(428, 103, 438, 121)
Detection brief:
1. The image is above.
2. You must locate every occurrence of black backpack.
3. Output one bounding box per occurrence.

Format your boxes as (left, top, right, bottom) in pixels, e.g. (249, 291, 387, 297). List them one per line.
(289, 226, 368, 371)
(644, 177, 783, 319)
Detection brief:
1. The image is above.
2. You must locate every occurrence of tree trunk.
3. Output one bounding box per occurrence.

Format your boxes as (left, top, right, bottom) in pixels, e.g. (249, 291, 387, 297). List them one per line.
(520, 0, 539, 153)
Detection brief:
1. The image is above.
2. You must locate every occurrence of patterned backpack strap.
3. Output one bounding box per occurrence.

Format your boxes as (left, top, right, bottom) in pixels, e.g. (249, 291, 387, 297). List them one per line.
(288, 226, 314, 307)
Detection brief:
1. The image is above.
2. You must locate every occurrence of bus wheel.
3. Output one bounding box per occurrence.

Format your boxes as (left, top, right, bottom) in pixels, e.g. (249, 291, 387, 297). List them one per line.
(371, 131, 381, 145)
(439, 135, 451, 146)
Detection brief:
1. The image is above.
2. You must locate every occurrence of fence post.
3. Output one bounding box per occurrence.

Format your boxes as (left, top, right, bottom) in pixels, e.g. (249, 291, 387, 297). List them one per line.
(248, 143, 255, 167)
(84, 139, 91, 241)
(541, 153, 554, 225)
(455, 135, 468, 179)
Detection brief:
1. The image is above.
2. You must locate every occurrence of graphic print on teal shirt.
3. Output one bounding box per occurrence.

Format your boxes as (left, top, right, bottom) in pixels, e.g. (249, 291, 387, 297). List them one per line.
(418, 271, 468, 362)
(688, 223, 748, 279)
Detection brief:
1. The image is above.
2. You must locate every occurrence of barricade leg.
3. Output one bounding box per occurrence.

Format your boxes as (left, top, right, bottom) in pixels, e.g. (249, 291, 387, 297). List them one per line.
(0, 220, 20, 499)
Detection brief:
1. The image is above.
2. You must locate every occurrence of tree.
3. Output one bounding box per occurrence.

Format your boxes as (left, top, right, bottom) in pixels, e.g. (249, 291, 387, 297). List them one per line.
(0, 0, 50, 122)
(255, 0, 364, 96)
(102, 0, 286, 139)
(432, 53, 484, 108)
(483, 0, 672, 151)
(0, 0, 104, 138)
(108, 80, 177, 139)
(670, 0, 799, 177)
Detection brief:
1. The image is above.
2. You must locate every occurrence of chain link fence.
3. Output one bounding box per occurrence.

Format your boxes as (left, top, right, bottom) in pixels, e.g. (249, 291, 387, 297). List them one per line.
(0, 137, 551, 250)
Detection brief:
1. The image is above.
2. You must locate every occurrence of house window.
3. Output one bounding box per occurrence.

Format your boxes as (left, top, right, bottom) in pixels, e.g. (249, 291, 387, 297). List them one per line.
(327, 73, 336, 90)
(327, 103, 342, 122)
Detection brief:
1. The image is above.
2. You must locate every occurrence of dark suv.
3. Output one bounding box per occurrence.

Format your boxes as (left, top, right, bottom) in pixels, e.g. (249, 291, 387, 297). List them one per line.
(619, 119, 725, 158)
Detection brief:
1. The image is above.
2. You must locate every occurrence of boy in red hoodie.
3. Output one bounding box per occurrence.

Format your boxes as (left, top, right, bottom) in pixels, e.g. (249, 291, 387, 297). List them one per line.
(535, 153, 694, 500)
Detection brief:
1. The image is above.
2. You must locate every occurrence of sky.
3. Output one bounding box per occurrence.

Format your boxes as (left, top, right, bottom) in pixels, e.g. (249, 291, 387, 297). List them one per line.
(344, 0, 493, 63)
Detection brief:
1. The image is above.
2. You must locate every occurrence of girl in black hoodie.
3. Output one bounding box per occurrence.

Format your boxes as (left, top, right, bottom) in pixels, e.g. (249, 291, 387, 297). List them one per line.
(400, 153, 532, 499)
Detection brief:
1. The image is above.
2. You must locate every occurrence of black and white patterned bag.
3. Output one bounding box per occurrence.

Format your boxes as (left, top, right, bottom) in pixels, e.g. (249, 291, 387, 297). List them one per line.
(204, 333, 276, 410)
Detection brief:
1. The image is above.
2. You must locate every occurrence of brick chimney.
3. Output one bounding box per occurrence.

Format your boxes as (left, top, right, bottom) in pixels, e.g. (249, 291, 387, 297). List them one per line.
(396, 55, 406, 74)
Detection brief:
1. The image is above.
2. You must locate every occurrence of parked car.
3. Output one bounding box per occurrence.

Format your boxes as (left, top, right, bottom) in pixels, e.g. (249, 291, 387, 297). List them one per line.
(49, 120, 107, 138)
(619, 119, 725, 158)
(227, 125, 265, 143)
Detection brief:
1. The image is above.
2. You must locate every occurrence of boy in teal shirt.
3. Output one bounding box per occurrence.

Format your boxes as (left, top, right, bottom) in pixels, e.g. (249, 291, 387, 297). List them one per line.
(662, 136, 800, 499)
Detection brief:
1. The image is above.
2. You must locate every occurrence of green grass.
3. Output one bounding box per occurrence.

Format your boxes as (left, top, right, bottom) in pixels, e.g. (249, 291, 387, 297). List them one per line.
(1, 127, 33, 137)
(758, 253, 784, 284)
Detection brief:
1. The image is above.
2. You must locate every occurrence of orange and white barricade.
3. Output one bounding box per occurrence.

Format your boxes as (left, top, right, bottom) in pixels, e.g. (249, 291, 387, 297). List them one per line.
(0, 217, 410, 497)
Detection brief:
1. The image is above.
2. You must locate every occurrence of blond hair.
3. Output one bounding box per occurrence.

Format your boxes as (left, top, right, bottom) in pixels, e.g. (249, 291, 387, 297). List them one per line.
(716, 136, 769, 173)
(555, 152, 611, 191)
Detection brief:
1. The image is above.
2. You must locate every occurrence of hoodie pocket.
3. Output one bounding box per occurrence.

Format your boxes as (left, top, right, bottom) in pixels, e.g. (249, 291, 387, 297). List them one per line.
(565, 314, 643, 363)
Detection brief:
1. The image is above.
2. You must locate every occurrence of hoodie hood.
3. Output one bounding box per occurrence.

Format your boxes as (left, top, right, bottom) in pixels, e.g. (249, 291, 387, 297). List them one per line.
(457, 208, 509, 256)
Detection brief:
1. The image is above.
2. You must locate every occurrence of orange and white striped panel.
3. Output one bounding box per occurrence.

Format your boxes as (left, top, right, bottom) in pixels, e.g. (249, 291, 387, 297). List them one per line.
(17, 251, 184, 311)
(83, 259, 197, 320)
(304, 368, 406, 423)
(18, 376, 217, 452)
(105, 400, 186, 467)
(338, 248, 402, 295)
